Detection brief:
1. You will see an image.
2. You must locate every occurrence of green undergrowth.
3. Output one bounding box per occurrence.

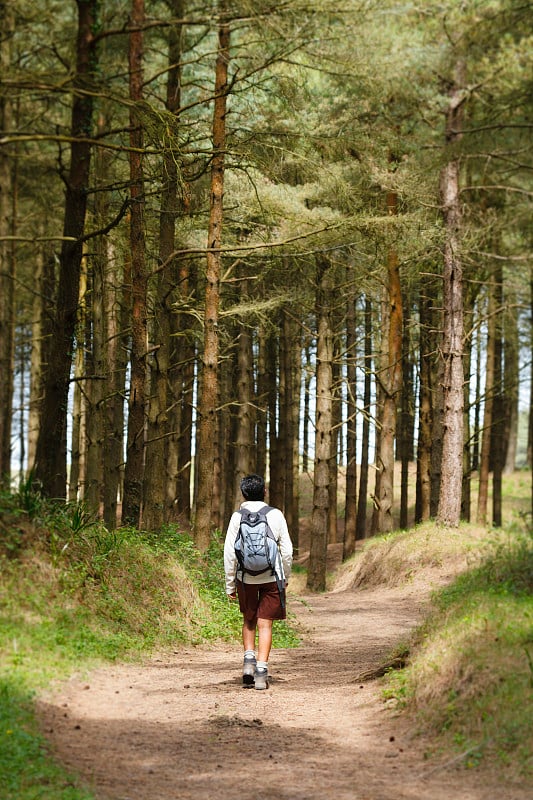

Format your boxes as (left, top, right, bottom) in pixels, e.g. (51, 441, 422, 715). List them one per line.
(0, 486, 299, 799)
(0, 677, 95, 800)
(381, 521, 533, 778)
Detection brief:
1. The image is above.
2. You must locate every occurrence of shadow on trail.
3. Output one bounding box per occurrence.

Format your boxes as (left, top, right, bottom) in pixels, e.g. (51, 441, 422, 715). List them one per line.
(38, 699, 385, 800)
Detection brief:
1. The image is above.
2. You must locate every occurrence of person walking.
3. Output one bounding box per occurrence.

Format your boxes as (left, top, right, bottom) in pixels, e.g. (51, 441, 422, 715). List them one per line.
(224, 474, 293, 690)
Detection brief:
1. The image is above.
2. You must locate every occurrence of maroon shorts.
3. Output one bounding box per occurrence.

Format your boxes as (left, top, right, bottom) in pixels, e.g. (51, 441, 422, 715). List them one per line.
(236, 580, 286, 622)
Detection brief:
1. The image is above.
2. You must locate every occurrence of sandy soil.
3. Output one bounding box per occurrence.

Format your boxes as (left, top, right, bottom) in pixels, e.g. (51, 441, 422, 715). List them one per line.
(37, 572, 531, 800)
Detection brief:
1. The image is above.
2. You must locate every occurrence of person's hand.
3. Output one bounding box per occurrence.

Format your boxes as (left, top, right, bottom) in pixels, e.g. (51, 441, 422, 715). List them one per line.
(227, 592, 237, 601)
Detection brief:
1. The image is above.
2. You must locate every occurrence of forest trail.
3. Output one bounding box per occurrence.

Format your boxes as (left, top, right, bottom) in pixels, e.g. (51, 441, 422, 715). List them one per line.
(37, 573, 530, 800)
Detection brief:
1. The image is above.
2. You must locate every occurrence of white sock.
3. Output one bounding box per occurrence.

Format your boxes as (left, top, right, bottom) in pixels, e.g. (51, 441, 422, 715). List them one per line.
(256, 660, 268, 670)
(244, 649, 255, 660)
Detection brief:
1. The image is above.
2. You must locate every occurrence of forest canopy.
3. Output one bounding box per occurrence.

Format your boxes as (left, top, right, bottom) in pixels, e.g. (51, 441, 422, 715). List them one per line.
(0, 0, 532, 589)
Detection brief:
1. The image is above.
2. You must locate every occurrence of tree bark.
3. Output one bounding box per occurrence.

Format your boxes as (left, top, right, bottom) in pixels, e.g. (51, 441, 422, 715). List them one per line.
(436, 63, 466, 527)
(122, 0, 148, 527)
(399, 298, 414, 529)
(373, 190, 403, 533)
(282, 307, 300, 540)
(0, 1, 15, 487)
(256, 323, 268, 480)
(503, 286, 518, 474)
(85, 262, 102, 513)
(328, 349, 340, 544)
(267, 328, 283, 509)
(27, 240, 46, 475)
(34, 0, 98, 497)
(277, 311, 288, 513)
(290, 320, 301, 554)
(302, 336, 312, 474)
(416, 289, 432, 522)
(169, 256, 196, 524)
(234, 284, 255, 503)
(143, 2, 185, 530)
(492, 263, 504, 527)
(461, 308, 473, 522)
(343, 287, 357, 559)
(193, 7, 230, 551)
(307, 259, 333, 592)
(102, 237, 127, 530)
(527, 264, 533, 472)
(68, 255, 88, 502)
(356, 296, 372, 540)
(477, 274, 496, 524)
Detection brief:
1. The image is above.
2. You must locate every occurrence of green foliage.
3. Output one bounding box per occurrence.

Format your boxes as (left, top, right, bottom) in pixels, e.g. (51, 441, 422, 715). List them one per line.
(13, 471, 45, 519)
(382, 522, 533, 775)
(0, 677, 95, 800)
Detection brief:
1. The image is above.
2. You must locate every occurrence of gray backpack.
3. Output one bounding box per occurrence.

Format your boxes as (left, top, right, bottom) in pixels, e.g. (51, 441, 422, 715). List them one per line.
(234, 505, 278, 576)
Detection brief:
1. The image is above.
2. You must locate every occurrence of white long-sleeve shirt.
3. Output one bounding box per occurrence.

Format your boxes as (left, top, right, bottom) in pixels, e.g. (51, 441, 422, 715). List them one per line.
(223, 500, 293, 596)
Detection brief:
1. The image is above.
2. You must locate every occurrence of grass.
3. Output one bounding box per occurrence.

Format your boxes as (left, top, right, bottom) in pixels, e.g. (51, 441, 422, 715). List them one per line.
(332, 520, 487, 592)
(0, 486, 299, 799)
(0, 678, 95, 800)
(378, 520, 533, 777)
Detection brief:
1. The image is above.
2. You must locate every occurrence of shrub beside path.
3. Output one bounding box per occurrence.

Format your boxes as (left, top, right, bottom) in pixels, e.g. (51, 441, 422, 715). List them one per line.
(38, 574, 530, 800)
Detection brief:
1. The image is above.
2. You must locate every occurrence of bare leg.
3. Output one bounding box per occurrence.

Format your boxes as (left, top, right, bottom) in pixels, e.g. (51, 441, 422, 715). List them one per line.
(242, 618, 257, 652)
(257, 617, 273, 663)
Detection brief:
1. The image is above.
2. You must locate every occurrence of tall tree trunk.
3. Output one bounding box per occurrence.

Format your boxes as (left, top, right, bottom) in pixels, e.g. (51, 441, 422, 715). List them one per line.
(472, 303, 483, 472)
(356, 296, 372, 540)
(122, 0, 148, 527)
(436, 62, 466, 527)
(307, 259, 333, 592)
(68, 255, 88, 502)
(430, 354, 444, 516)
(282, 308, 298, 537)
(102, 238, 127, 529)
(0, 2, 15, 487)
(92, 108, 120, 530)
(143, 3, 185, 530)
(528, 266, 533, 470)
(503, 286, 519, 474)
(16, 323, 26, 481)
(277, 313, 288, 513)
(169, 256, 196, 525)
(193, 7, 230, 551)
(477, 275, 496, 525)
(234, 286, 255, 502)
(290, 321, 301, 555)
(267, 329, 283, 508)
(526, 260, 533, 525)
(328, 349, 340, 544)
(255, 323, 268, 480)
(303, 336, 312, 474)
(343, 286, 357, 559)
(374, 190, 403, 533)
(85, 264, 102, 512)
(27, 240, 46, 474)
(492, 263, 504, 527)
(399, 298, 414, 529)
(214, 342, 236, 527)
(461, 310, 473, 522)
(416, 289, 432, 523)
(34, 0, 98, 497)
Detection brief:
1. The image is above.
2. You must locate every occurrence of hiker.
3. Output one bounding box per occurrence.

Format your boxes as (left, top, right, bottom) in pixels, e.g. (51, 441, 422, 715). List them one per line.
(224, 473, 293, 690)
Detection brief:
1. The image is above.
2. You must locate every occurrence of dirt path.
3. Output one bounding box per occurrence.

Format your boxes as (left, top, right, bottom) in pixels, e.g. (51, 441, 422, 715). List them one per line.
(38, 578, 529, 800)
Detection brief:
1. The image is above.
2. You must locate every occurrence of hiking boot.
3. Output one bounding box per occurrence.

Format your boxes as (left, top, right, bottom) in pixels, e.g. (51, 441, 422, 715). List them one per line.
(242, 655, 256, 687)
(254, 666, 269, 690)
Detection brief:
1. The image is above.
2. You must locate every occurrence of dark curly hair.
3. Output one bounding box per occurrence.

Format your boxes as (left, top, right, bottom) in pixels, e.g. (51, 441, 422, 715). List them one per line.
(240, 473, 265, 501)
